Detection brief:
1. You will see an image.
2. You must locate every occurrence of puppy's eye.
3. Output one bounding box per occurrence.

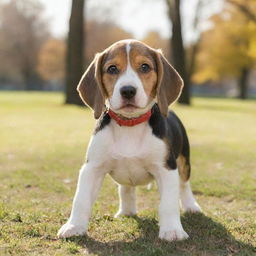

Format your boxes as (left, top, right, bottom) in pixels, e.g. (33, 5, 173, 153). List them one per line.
(140, 63, 151, 73)
(107, 65, 119, 74)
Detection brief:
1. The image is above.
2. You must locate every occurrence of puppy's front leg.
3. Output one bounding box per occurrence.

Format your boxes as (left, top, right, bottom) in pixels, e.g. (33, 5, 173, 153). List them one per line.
(155, 168, 188, 241)
(58, 163, 105, 238)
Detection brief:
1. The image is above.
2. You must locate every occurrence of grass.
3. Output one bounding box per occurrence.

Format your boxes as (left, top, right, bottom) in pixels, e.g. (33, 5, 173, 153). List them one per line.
(0, 91, 255, 256)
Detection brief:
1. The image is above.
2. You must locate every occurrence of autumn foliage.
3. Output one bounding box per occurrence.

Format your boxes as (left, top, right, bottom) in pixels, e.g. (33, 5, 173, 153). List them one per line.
(38, 39, 66, 81)
(194, 0, 256, 84)
(0, 0, 255, 98)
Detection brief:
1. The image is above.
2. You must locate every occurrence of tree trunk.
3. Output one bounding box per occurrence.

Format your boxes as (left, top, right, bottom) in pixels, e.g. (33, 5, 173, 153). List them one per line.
(166, 0, 190, 105)
(65, 0, 85, 105)
(23, 67, 33, 90)
(238, 67, 249, 99)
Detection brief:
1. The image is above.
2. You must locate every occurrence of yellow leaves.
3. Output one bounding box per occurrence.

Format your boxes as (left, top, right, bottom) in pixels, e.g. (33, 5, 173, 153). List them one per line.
(37, 39, 66, 81)
(247, 22, 256, 59)
(194, 0, 256, 83)
(248, 40, 256, 58)
(193, 68, 218, 84)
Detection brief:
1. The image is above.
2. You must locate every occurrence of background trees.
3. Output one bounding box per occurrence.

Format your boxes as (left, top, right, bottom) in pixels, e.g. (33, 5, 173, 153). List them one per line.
(37, 39, 66, 82)
(65, 0, 85, 105)
(194, 0, 256, 99)
(0, 0, 48, 90)
(165, 0, 205, 104)
(0, 0, 255, 100)
(166, 0, 190, 104)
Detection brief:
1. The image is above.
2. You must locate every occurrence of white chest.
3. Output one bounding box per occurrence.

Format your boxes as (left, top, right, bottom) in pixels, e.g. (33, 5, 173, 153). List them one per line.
(109, 157, 154, 186)
(98, 122, 167, 186)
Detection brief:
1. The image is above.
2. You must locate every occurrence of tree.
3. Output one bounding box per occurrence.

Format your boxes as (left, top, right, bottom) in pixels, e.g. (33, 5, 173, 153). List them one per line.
(65, 0, 85, 105)
(194, 0, 256, 99)
(37, 21, 132, 84)
(166, 0, 190, 105)
(0, 0, 48, 89)
(227, 0, 256, 98)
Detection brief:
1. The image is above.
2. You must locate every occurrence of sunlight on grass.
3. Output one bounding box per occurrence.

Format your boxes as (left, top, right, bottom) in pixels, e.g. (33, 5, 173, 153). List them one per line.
(0, 92, 255, 255)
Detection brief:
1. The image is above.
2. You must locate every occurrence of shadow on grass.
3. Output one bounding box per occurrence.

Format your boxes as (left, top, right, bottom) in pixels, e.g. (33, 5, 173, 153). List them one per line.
(68, 213, 255, 256)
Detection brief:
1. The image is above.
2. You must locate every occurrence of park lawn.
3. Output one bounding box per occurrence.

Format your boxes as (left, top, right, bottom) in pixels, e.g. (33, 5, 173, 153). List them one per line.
(0, 91, 255, 256)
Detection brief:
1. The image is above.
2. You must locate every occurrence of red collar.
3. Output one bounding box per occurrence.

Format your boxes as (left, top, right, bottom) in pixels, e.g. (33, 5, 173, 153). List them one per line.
(108, 109, 152, 127)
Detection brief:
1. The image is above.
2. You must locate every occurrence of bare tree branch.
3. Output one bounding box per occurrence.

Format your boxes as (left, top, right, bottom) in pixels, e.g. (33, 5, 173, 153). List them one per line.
(227, 0, 256, 22)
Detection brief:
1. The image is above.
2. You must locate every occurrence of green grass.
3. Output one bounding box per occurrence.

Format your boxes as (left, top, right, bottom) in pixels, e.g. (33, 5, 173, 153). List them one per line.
(0, 91, 255, 256)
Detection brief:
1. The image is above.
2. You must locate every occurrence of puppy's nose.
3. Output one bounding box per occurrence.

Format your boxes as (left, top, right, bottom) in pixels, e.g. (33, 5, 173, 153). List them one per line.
(120, 86, 136, 99)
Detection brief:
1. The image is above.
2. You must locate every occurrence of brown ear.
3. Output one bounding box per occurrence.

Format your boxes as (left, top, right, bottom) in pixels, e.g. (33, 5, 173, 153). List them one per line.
(77, 53, 106, 119)
(155, 50, 183, 116)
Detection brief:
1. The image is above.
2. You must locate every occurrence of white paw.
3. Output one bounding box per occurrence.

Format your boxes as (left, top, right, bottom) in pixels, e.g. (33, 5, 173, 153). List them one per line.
(147, 182, 153, 190)
(57, 222, 87, 238)
(183, 201, 202, 213)
(159, 228, 189, 241)
(114, 210, 136, 218)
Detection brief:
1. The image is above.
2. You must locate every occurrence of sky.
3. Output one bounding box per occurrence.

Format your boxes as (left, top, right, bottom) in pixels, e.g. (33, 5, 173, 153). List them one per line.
(40, 0, 224, 43)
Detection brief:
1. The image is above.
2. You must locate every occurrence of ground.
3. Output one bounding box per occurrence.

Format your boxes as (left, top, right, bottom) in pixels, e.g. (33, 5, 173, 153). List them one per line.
(0, 92, 255, 256)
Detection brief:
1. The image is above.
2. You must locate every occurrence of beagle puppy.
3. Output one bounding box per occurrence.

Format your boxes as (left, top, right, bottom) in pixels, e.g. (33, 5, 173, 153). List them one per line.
(58, 39, 201, 241)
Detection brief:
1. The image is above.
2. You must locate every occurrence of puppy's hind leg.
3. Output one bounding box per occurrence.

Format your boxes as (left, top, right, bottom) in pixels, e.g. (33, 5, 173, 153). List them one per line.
(177, 155, 201, 213)
(115, 185, 137, 218)
(180, 180, 201, 213)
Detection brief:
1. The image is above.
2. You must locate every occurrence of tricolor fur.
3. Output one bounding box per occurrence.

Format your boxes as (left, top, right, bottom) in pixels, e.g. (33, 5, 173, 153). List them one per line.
(58, 40, 201, 241)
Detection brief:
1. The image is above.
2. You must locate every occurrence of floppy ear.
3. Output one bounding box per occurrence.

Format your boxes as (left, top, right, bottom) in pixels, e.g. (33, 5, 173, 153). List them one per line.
(77, 53, 106, 119)
(155, 50, 184, 116)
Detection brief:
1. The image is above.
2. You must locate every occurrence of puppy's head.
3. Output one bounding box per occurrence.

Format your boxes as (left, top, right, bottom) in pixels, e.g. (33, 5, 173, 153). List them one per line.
(77, 40, 183, 119)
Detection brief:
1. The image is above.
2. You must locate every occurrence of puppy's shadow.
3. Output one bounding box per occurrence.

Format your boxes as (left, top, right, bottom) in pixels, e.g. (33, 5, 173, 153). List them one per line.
(68, 213, 255, 256)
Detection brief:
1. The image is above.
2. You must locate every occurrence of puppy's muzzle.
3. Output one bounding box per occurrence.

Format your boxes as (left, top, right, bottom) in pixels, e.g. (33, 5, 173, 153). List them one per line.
(120, 86, 137, 100)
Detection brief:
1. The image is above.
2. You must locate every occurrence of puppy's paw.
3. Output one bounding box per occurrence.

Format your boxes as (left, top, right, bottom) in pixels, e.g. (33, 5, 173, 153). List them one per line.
(114, 210, 136, 218)
(183, 201, 202, 213)
(57, 222, 87, 238)
(159, 228, 189, 241)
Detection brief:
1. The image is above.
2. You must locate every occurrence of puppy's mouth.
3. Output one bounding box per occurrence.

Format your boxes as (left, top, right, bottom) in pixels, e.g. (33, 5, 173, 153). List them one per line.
(119, 103, 138, 112)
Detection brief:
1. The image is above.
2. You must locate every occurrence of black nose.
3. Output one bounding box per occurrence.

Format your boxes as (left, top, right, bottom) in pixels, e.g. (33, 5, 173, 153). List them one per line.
(120, 86, 136, 99)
